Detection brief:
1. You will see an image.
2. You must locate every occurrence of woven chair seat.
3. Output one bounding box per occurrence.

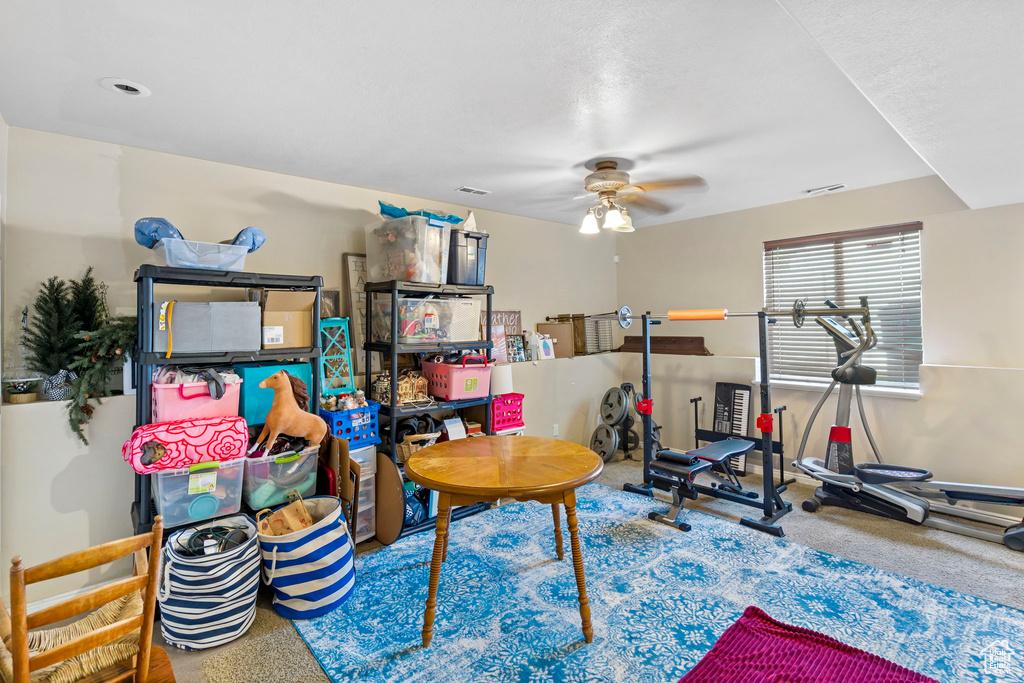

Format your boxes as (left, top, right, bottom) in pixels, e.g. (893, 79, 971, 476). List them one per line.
(1, 592, 142, 683)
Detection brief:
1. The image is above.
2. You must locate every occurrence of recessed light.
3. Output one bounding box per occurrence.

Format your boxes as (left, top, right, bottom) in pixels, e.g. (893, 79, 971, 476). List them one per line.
(100, 77, 151, 98)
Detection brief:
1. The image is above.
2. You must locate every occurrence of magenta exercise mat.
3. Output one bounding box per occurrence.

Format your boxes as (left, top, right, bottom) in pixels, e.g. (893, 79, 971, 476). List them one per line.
(680, 606, 938, 683)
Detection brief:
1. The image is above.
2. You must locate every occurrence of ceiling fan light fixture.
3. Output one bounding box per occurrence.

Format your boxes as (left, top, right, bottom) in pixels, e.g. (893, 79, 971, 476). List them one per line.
(603, 205, 626, 229)
(612, 208, 635, 233)
(579, 208, 599, 234)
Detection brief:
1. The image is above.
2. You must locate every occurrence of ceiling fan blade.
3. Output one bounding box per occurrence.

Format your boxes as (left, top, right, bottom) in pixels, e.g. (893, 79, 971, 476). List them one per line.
(573, 192, 597, 201)
(620, 194, 672, 215)
(633, 176, 707, 191)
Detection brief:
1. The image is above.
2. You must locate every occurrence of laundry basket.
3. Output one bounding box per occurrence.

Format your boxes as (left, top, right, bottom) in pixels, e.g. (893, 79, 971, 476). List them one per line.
(158, 514, 260, 650)
(420, 356, 493, 401)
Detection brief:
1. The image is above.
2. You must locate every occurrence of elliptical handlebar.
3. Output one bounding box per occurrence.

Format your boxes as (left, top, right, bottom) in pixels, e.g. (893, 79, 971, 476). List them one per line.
(830, 297, 876, 382)
(794, 297, 882, 468)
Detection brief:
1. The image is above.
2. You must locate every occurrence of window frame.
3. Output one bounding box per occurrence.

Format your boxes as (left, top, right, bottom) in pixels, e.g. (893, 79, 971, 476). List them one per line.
(762, 221, 923, 395)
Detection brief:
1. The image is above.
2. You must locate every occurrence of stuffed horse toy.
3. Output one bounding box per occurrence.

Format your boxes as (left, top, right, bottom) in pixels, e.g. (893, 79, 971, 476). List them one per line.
(249, 370, 327, 454)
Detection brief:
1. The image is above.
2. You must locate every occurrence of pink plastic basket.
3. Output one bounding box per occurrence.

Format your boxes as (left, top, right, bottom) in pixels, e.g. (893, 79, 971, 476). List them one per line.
(421, 356, 493, 401)
(152, 380, 242, 423)
(491, 392, 525, 431)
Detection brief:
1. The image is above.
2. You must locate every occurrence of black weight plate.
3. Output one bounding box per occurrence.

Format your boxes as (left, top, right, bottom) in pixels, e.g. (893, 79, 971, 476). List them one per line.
(590, 424, 619, 462)
(600, 387, 628, 425)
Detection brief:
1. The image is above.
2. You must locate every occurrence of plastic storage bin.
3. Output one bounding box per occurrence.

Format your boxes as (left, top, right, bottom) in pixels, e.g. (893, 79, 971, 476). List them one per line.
(319, 401, 381, 447)
(371, 296, 481, 344)
(350, 445, 377, 477)
(155, 238, 249, 272)
(152, 380, 242, 423)
(354, 503, 375, 543)
(153, 302, 261, 354)
(365, 216, 451, 284)
(357, 477, 375, 510)
(447, 230, 488, 286)
(491, 392, 525, 431)
(420, 356, 493, 401)
(152, 459, 245, 528)
(235, 362, 313, 425)
(242, 446, 319, 509)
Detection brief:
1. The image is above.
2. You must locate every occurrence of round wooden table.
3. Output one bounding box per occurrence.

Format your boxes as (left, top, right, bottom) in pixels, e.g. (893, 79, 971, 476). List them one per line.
(405, 436, 604, 647)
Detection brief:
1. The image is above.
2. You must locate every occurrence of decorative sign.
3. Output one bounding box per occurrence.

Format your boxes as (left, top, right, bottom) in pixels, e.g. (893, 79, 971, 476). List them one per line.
(482, 310, 521, 336)
(343, 253, 381, 375)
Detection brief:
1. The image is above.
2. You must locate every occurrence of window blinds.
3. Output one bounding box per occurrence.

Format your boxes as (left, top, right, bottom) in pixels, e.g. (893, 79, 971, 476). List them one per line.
(763, 222, 922, 390)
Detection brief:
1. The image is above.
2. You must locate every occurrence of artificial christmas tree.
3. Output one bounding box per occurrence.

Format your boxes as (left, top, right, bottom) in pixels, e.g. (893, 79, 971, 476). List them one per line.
(69, 266, 108, 335)
(23, 277, 80, 398)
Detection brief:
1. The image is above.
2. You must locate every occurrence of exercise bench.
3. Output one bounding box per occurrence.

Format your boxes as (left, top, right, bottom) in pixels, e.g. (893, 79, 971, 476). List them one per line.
(648, 439, 756, 531)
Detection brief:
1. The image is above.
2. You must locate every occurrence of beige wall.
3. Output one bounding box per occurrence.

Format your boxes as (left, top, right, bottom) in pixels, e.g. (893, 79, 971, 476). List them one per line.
(8, 124, 1024, 599)
(0, 112, 8, 219)
(616, 176, 1024, 500)
(1, 112, 8, 571)
(1, 127, 619, 600)
(2, 396, 136, 602)
(4, 127, 617, 346)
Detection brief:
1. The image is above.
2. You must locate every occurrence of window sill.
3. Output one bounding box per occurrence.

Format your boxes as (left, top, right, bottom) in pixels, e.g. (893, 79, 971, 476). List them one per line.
(753, 378, 922, 401)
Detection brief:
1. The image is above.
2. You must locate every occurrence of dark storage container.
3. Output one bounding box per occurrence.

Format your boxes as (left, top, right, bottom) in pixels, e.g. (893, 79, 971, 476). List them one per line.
(447, 229, 488, 286)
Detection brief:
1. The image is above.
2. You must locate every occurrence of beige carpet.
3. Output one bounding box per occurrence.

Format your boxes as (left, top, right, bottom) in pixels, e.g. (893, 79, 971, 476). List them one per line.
(164, 459, 1024, 682)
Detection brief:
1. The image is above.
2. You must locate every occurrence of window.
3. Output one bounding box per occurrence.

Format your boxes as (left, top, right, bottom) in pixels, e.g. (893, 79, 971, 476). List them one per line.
(763, 222, 922, 390)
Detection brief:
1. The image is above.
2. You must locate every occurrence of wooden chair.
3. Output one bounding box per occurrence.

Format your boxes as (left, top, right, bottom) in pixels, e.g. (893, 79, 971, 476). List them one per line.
(0, 517, 175, 683)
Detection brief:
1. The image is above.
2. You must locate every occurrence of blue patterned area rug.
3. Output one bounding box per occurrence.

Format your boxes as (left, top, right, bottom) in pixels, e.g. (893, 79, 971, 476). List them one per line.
(293, 484, 1024, 682)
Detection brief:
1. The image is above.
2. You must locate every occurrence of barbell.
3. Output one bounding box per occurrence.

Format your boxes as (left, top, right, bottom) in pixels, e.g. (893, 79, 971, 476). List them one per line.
(566, 300, 870, 330)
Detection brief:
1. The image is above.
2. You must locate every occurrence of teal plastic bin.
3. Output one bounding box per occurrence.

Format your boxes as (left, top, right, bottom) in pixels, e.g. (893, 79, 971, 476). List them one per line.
(235, 362, 313, 426)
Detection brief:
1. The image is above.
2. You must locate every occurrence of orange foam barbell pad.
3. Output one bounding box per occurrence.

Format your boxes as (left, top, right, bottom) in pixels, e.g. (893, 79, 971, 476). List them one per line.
(667, 309, 728, 321)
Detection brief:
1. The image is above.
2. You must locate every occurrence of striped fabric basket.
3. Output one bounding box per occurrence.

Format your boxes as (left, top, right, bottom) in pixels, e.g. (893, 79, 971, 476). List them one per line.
(158, 514, 261, 650)
(258, 496, 355, 619)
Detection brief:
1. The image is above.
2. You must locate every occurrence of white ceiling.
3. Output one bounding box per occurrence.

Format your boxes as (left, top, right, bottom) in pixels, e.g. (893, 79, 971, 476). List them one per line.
(777, 0, 1024, 212)
(0, 1, 1011, 227)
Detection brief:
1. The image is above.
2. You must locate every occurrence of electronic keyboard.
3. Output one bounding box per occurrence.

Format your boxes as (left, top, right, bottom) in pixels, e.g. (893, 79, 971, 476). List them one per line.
(713, 382, 751, 473)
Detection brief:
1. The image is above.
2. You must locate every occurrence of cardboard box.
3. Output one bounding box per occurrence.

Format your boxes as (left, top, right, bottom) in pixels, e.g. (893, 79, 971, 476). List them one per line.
(553, 314, 588, 355)
(536, 322, 574, 359)
(251, 289, 317, 349)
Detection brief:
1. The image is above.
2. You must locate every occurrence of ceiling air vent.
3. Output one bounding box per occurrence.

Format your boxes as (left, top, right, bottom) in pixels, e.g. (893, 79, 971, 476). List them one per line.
(455, 186, 491, 196)
(805, 183, 846, 197)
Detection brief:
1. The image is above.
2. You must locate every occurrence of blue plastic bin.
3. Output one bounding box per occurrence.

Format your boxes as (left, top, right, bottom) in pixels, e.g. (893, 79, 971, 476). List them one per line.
(235, 362, 313, 425)
(319, 401, 381, 448)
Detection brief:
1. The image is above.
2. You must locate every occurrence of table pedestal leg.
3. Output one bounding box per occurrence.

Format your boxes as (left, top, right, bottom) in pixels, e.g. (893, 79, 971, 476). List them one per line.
(441, 506, 453, 563)
(422, 492, 451, 647)
(564, 489, 593, 643)
(551, 504, 564, 560)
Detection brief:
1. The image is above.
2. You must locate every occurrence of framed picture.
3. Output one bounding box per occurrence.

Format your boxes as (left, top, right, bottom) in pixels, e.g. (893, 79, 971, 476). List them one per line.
(343, 253, 381, 375)
(536, 334, 556, 360)
(490, 324, 508, 364)
(507, 334, 526, 363)
(481, 310, 521, 336)
(320, 289, 341, 319)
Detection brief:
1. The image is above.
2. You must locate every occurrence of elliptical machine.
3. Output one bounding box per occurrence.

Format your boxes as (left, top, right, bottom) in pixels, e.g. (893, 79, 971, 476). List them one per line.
(795, 298, 1024, 552)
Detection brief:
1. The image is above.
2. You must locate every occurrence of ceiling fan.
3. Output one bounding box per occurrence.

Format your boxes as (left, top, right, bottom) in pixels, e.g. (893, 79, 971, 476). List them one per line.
(577, 159, 706, 234)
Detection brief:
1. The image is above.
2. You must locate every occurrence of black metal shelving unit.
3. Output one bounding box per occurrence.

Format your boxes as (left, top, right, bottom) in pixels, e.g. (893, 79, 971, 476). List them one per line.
(131, 264, 323, 535)
(363, 280, 495, 538)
